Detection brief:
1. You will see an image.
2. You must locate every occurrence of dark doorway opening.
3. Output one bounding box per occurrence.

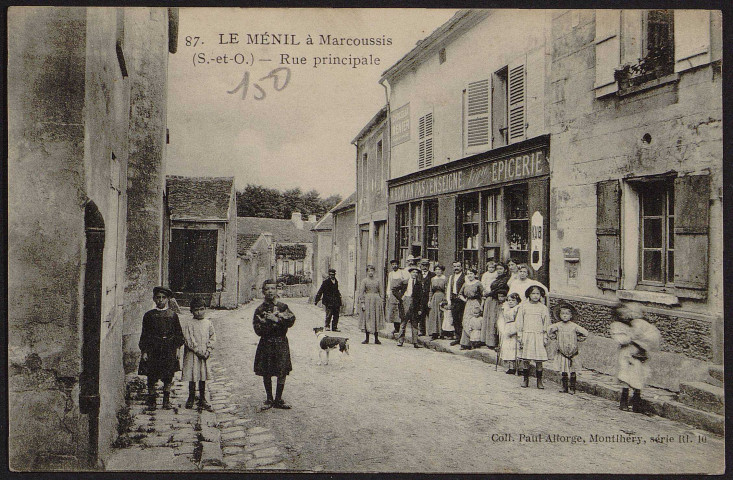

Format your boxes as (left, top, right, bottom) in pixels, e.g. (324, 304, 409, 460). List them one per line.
(169, 229, 218, 293)
(81, 201, 104, 466)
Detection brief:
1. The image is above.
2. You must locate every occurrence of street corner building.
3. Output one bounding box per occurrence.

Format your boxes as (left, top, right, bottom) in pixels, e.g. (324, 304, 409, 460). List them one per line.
(8, 7, 179, 470)
(329, 192, 358, 313)
(237, 212, 316, 302)
(368, 9, 722, 401)
(164, 175, 238, 309)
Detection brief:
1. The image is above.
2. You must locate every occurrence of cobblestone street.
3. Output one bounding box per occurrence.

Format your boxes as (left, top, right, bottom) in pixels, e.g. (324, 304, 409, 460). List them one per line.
(206, 298, 724, 474)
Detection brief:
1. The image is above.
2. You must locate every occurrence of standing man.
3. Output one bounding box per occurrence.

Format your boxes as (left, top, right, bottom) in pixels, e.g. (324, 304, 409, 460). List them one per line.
(387, 259, 408, 336)
(398, 266, 423, 348)
(405, 255, 423, 282)
(447, 261, 466, 346)
(418, 259, 435, 336)
(315, 268, 342, 332)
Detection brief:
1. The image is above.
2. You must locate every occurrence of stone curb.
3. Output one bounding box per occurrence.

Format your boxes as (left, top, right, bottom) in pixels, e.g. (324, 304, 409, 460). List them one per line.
(378, 329, 724, 435)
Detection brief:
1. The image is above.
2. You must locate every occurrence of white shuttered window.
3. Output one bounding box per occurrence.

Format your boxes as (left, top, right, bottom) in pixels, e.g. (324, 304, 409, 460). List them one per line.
(465, 79, 490, 150)
(594, 9, 621, 96)
(418, 112, 433, 169)
(507, 63, 526, 143)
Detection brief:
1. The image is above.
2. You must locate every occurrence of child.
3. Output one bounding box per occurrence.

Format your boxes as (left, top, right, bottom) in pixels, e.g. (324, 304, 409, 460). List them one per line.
(610, 302, 661, 413)
(138, 286, 184, 409)
(548, 302, 588, 394)
(182, 296, 216, 410)
(496, 291, 519, 374)
(253, 280, 296, 410)
(516, 285, 551, 389)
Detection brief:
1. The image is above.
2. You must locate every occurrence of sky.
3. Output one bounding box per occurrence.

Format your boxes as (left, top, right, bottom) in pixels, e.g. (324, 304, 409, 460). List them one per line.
(166, 8, 458, 198)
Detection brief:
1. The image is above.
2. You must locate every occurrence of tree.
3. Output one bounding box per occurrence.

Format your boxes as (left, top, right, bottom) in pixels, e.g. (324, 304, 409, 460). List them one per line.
(236, 184, 342, 220)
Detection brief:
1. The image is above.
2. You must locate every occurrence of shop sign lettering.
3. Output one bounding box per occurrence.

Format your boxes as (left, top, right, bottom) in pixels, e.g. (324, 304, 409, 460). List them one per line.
(389, 148, 548, 203)
(391, 103, 410, 146)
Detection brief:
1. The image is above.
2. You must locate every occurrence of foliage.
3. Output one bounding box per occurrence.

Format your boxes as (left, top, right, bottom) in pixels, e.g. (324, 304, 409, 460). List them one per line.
(614, 44, 673, 87)
(236, 184, 342, 220)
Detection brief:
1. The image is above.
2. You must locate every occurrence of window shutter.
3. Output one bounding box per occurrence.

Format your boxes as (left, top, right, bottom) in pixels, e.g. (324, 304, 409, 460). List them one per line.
(674, 10, 711, 73)
(418, 112, 433, 169)
(674, 175, 709, 298)
(594, 9, 621, 97)
(596, 180, 621, 290)
(507, 63, 526, 143)
(466, 79, 490, 149)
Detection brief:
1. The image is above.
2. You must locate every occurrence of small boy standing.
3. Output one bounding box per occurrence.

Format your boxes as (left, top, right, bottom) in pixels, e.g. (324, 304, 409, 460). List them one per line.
(182, 296, 216, 410)
(254, 280, 296, 410)
(548, 302, 589, 394)
(138, 286, 184, 410)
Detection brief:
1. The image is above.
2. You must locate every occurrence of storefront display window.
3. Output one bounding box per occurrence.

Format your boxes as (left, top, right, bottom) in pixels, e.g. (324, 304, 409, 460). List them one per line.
(411, 202, 423, 258)
(459, 193, 480, 270)
(425, 200, 439, 264)
(484, 189, 501, 262)
(506, 184, 529, 264)
(397, 204, 410, 264)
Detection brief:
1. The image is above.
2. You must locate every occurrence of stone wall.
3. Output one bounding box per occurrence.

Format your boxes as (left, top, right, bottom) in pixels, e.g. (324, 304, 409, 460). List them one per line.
(547, 9, 723, 375)
(122, 7, 171, 373)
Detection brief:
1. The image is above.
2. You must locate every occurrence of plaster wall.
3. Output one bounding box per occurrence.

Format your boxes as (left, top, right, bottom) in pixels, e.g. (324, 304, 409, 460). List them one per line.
(388, 10, 552, 180)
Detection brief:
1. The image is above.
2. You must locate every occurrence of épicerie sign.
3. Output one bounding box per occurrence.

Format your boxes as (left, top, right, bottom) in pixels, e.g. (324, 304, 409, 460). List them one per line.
(389, 147, 548, 203)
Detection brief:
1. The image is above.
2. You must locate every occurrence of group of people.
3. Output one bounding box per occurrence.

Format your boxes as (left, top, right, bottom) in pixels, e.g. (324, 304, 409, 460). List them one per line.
(136, 259, 661, 414)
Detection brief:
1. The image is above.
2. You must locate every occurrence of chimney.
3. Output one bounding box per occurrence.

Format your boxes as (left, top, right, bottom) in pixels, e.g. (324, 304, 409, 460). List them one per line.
(291, 211, 303, 229)
(308, 214, 317, 223)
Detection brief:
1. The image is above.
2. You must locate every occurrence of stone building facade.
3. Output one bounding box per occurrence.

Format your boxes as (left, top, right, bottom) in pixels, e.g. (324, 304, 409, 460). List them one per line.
(8, 7, 177, 469)
(354, 106, 390, 289)
(548, 9, 723, 390)
(310, 212, 334, 300)
(165, 176, 238, 309)
(330, 193, 358, 313)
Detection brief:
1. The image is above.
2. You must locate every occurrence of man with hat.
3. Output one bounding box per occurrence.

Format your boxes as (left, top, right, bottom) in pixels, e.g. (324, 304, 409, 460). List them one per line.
(315, 268, 343, 331)
(418, 259, 435, 336)
(446, 261, 466, 346)
(398, 266, 424, 348)
(387, 259, 408, 335)
(138, 286, 184, 409)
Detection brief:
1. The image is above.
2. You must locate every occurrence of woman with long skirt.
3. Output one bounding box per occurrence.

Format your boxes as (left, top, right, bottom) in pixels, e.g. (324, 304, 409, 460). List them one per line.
(358, 265, 385, 344)
(426, 264, 447, 339)
(480, 262, 509, 348)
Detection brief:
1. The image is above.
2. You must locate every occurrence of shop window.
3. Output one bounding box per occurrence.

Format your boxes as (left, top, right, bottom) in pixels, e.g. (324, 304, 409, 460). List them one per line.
(425, 201, 439, 264)
(505, 184, 529, 264)
(458, 193, 480, 271)
(464, 79, 490, 152)
(418, 112, 433, 169)
(397, 204, 410, 265)
(484, 189, 501, 262)
(411, 202, 423, 258)
(639, 180, 674, 286)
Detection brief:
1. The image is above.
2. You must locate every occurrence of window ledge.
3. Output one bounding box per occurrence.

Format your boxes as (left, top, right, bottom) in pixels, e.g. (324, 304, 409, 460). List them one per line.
(617, 73, 679, 98)
(617, 289, 679, 306)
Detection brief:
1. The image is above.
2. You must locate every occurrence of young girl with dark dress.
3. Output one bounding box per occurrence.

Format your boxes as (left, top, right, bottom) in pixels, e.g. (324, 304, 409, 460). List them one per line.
(253, 280, 296, 410)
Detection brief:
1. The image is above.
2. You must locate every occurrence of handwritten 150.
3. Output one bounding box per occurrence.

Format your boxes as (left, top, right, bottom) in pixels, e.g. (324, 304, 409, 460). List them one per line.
(227, 68, 292, 101)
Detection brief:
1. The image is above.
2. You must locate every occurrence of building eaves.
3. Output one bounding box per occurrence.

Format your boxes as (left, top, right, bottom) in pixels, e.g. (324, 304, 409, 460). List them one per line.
(330, 191, 356, 214)
(312, 212, 333, 231)
(380, 9, 490, 84)
(351, 106, 388, 145)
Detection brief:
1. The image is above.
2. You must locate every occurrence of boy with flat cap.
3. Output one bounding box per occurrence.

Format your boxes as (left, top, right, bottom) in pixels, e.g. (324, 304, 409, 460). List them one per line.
(138, 286, 185, 409)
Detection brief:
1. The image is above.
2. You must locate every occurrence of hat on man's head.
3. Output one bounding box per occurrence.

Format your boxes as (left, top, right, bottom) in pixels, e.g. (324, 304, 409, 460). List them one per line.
(153, 286, 173, 298)
(406, 254, 420, 262)
(420, 259, 430, 266)
(328, 268, 337, 274)
(408, 266, 421, 273)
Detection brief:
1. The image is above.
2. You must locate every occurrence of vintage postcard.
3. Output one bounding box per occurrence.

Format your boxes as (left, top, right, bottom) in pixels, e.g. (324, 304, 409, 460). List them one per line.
(7, 6, 724, 473)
